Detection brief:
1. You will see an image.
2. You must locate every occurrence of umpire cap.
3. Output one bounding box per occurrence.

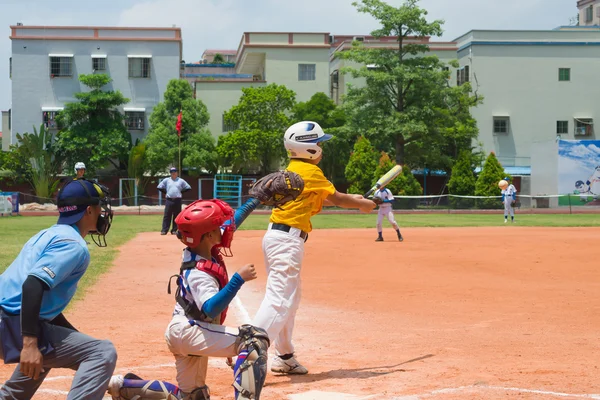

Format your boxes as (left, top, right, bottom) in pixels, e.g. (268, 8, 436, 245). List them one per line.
(57, 180, 106, 225)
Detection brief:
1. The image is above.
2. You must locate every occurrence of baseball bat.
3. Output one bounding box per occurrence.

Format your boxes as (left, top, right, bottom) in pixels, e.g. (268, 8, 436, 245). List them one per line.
(364, 165, 403, 197)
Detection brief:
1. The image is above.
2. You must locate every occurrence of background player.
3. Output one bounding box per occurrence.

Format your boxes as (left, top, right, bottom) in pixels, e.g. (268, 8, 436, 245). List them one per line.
(252, 121, 376, 375)
(501, 177, 517, 223)
(109, 199, 270, 400)
(373, 187, 403, 242)
(157, 167, 191, 235)
(0, 179, 115, 399)
(74, 162, 86, 180)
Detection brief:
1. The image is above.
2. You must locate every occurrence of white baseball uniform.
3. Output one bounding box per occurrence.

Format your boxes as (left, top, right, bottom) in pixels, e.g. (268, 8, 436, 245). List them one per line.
(164, 249, 239, 394)
(502, 184, 517, 219)
(374, 188, 399, 232)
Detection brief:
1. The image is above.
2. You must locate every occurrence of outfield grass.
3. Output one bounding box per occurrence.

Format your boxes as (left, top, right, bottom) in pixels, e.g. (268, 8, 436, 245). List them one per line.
(2, 213, 600, 299)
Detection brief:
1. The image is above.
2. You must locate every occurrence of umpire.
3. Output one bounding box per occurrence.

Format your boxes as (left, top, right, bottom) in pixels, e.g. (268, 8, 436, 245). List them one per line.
(157, 167, 191, 235)
(0, 179, 116, 399)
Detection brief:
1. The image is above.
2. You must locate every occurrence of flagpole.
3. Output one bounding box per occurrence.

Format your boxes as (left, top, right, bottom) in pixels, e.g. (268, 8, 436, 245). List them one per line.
(177, 109, 182, 173)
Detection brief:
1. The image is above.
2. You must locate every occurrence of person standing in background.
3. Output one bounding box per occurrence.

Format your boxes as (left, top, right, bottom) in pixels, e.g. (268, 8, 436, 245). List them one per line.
(157, 167, 191, 235)
(74, 162, 86, 180)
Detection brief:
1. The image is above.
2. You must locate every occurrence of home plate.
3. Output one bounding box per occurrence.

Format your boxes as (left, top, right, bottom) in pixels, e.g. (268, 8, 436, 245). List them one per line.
(288, 391, 377, 400)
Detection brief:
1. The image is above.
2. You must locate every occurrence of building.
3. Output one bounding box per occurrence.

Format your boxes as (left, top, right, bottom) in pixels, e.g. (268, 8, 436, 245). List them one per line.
(194, 32, 331, 136)
(1, 111, 8, 151)
(578, 0, 600, 25)
(455, 27, 600, 173)
(329, 35, 458, 104)
(200, 49, 237, 64)
(3, 25, 182, 148)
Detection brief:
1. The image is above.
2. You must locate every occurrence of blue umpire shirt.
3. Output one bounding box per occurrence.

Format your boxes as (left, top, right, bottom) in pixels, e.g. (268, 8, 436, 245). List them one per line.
(0, 224, 90, 320)
(157, 177, 191, 199)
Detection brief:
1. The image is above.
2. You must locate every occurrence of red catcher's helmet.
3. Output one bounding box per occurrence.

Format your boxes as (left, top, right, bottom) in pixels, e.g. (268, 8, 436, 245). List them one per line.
(175, 199, 235, 248)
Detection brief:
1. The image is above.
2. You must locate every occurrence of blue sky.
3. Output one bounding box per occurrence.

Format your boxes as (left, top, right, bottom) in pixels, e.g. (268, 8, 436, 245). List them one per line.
(0, 0, 577, 114)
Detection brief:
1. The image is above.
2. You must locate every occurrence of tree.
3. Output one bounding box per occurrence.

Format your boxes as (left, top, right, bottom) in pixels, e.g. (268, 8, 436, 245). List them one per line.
(447, 150, 477, 209)
(474, 152, 508, 209)
(345, 136, 379, 194)
(338, 0, 482, 171)
(293, 92, 350, 185)
(184, 129, 219, 175)
(55, 74, 131, 175)
(144, 79, 212, 174)
(217, 84, 296, 175)
(212, 53, 227, 64)
(7, 125, 62, 199)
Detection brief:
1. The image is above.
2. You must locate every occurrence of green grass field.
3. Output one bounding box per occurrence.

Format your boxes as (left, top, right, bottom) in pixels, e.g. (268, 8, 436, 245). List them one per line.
(1, 213, 600, 303)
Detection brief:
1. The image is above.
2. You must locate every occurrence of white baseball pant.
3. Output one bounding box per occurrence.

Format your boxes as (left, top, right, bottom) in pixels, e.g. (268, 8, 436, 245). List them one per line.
(503, 198, 515, 218)
(377, 204, 399, 232)
(252, 227, 305, 356)
(164, 315, 239, 393)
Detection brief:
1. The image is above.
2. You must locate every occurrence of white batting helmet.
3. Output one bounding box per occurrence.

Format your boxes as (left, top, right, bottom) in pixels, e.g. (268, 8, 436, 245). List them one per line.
(283, 121, 332, 160)
(74, 162, 86, 173)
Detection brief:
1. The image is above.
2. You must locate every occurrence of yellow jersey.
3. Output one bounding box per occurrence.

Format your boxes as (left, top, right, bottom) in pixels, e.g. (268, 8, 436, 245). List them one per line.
(270, 159, 336, 233)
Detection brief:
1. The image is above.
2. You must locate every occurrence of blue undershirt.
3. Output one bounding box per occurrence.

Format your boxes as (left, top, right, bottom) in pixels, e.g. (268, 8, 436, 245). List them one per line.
(200, 272, 245, 319)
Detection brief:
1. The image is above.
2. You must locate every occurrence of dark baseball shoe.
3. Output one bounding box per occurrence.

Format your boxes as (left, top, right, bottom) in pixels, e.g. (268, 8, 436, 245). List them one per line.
(398, 234, 403, 242)
(375, 237, 384, 242)
(160, 231, 167, 235)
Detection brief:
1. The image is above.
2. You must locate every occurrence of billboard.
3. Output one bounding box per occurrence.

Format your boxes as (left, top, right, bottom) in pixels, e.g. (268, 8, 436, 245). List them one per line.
(0, 192, 19, 214)
(557, 140, 600, 206)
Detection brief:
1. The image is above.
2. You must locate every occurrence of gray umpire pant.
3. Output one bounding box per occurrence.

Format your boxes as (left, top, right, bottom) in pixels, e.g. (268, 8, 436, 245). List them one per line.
(0, 322, 117, 400)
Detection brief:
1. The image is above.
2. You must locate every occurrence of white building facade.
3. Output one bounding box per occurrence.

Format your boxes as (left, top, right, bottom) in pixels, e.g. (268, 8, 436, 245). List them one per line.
(4, 25, 182, 149)
(455, 28, 600, 170)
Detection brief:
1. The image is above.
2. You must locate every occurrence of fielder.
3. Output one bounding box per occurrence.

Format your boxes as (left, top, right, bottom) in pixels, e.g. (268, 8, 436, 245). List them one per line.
(374, 187, 403, 242)
(252, 121, 376, 374)
(108, 200, 271, 400)
(500, 177, 517, 223)
(0, 179, 115, 399)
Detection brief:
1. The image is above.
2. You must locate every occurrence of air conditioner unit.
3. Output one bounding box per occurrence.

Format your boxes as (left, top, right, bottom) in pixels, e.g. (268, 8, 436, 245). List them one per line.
(353, 36, 365, 42)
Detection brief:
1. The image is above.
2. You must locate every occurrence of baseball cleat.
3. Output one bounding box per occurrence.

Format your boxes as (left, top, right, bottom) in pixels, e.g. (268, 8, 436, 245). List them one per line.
(271, 356, 308, 375)
(161, 231, 168, 235)
(398, 235, 403, 242)
(375, 237, 384, 242)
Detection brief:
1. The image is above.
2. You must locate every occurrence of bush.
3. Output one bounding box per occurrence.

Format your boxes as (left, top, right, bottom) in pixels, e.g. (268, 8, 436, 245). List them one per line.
(345, 136, 379, 194)
(448, 150, 477, 209)
(474, 152, 509, 209)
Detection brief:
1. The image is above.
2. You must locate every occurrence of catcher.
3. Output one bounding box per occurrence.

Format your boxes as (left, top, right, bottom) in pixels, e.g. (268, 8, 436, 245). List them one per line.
(107, 171, 303, 400)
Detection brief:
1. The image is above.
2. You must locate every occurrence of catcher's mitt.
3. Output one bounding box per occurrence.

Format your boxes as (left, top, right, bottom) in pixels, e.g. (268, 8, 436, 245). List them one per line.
(249, 170, 304, 207)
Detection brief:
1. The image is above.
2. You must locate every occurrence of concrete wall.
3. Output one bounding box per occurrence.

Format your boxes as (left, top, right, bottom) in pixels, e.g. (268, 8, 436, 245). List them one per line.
(530, 140, 559, 207)
(10, 38, 180, 145)
(195, 81, 267, 136)
(1, 111, 10, 151)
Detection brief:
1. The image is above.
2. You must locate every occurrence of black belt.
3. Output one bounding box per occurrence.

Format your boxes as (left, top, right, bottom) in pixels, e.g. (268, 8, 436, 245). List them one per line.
(270, 223, 308, 241)
(166, 197, 182, 201)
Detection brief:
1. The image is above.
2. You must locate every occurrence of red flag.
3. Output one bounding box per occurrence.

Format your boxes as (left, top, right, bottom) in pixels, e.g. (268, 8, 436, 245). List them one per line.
(176, 111, 182, 137)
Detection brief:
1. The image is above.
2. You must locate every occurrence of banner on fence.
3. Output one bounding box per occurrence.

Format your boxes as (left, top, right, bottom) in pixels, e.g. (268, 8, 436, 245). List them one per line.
(558, 140, 600, 206)
(0, 192, 18, 215)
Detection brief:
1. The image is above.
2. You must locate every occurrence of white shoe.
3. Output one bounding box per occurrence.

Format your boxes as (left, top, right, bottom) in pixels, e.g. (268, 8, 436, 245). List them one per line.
(504, 219, 507, 224)
(271, 356, 308, 375)
(107, 375, 124, 399)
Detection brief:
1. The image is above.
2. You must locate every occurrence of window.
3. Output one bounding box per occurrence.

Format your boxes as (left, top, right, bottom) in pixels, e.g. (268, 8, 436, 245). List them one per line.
(586, 5, 594, 22)
(49, 56, 73, 77)
(298, 64, 316, 81)
(559, 68, 570, 82)
(222, 113, 238, 132)
(92, 57, 106, 72)
(557, 121, 568, 135)
(493, 117, 509, 134)
(128, 58, 151, 78)
(575, 118, 593, 136)
(43, 111, 61, 129)
(457, 66, 470, 85)
(125, 112, 145, 130)
(9, 57, 12, 79)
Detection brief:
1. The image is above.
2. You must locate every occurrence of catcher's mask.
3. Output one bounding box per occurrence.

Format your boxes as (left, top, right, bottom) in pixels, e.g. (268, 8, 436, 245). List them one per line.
(57, 179, 113, 247)
(175, 199, 236, 256)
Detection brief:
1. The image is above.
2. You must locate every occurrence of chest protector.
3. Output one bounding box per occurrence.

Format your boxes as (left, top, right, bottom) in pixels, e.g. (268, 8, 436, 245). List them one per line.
(168, 250, 230, 325)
